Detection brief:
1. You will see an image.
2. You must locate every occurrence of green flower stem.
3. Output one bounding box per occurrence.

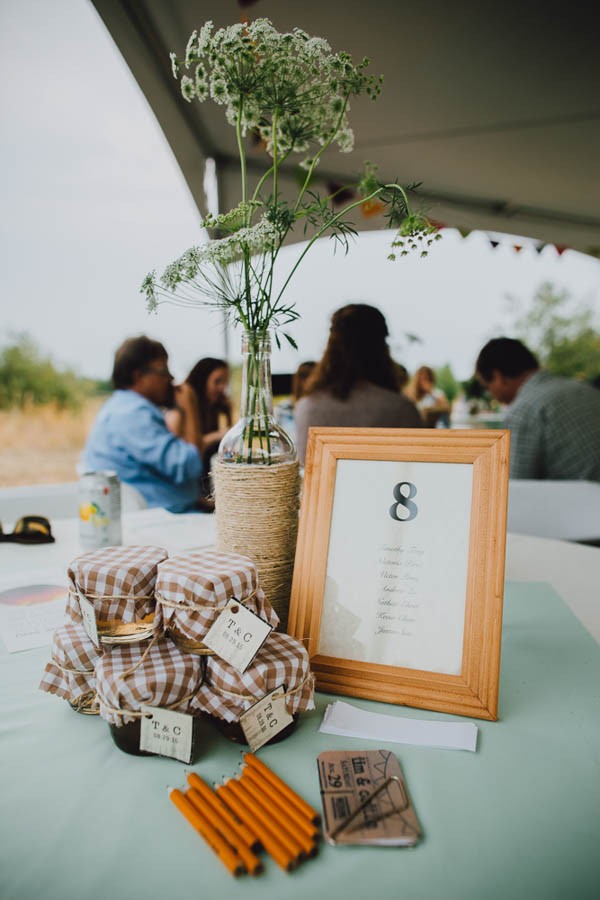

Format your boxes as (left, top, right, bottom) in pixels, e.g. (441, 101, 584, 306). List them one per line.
(235, 99, 247, 211)
(274, 184, 388, 308)
(293, 96, 350, 214)
(250, 149, 292, 206)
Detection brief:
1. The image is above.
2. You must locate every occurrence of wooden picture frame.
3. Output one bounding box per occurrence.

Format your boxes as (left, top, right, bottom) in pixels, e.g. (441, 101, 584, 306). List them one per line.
(288, 428, 510, 720)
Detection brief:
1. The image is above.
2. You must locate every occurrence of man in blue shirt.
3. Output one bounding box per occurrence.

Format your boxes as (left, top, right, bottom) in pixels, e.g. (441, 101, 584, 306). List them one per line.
(82, 336, 204, 512)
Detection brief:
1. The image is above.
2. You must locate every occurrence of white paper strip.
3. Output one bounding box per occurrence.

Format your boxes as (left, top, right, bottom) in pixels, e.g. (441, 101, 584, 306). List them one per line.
(319, 700, 478, 752)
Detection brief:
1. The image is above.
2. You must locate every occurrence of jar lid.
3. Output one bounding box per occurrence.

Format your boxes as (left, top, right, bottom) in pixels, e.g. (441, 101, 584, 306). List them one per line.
(66, 545, 168, 628)
(194, 632, 315, 723)
(39, 621, 102, 706)
(155, 549, 279, 643)
(95, 635, 204, 726)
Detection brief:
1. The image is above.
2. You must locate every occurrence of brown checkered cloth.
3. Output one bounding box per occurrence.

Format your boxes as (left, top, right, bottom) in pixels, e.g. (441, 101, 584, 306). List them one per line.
(95, 635, 204, 726)
(192, 631, 315, 723)
(39, 622, 103, 709)
(155, 549, 279, 644)
(66, 545, 168, 628)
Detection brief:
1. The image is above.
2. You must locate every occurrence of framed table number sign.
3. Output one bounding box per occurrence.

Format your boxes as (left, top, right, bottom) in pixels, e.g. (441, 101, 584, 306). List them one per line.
(288, 428, 510, 720)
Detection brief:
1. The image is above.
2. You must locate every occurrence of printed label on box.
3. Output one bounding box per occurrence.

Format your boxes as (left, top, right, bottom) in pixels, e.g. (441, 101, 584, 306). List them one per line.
(239, 686, 293, 753)
(139, 706, 194, 763)
(78, 591, 100, 648)
(203, 598, 273, 673)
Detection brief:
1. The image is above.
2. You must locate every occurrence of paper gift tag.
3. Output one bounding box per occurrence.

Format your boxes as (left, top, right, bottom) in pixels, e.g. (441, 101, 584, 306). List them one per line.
(78, 591, 100, 648)
(203, 598, 273, 673)
(239, 686, 293, 753)
(139, 706, 194, 763)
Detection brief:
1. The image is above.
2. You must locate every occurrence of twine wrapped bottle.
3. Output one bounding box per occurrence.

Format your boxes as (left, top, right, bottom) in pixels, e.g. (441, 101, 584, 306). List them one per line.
(214, 332, 300, 628)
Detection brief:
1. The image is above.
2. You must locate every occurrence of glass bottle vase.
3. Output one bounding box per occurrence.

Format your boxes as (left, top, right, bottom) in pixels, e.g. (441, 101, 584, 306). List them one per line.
(218, 332, 295, 465)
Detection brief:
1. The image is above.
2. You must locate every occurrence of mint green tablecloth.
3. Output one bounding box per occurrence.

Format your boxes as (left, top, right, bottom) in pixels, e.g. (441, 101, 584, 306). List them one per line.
(2, 582, 599, 900)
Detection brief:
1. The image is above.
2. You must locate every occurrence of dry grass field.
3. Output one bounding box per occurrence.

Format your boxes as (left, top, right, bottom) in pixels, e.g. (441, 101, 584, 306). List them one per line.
(0, 398, 104, 487)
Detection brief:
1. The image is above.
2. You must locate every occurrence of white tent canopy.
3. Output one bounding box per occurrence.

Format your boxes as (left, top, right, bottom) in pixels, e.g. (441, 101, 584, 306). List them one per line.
(91, 0, 600, 253)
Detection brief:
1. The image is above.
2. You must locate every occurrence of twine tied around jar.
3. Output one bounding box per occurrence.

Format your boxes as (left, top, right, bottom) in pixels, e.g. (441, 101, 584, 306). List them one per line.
(155, 587, 258, 613)
(210, 671, 315, 703)
(158, 587, 263, 657)
(98, 692, 198, 720)
(68, 589, 156, 640)
(69, 690, 99, 715)
(213, 459, 300, 629)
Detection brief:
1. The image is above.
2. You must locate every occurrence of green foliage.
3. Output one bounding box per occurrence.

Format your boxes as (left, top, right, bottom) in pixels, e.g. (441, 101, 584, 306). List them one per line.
(508, 282, 600, 381)
(434, 364, 459, 404)
(0, 335, 98, 410)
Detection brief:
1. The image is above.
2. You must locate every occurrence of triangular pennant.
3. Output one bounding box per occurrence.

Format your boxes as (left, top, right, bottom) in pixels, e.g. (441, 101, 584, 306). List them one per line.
(513, 244, 523, 253)
(555, 244, 568, 256)
(535, 243, 546, 254)
(457, 227, 471, 238)
(489, 239, 500, 250)
(428, 218, 447, 231)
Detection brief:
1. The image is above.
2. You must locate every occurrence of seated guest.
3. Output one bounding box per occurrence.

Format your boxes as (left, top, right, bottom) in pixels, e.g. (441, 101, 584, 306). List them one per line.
(82, 336, 204, 512)
(294, 304, 422, 464)
(475, 337, 600, 481)
(274, 361, 317, 441)
(166, 358, 232, 503)
(166, 357, 232, 451)
(405, 365, 450, 427)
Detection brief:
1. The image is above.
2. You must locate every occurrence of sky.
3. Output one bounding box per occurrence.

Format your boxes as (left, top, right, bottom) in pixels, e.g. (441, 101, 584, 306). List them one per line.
(1, 0, 599, 383)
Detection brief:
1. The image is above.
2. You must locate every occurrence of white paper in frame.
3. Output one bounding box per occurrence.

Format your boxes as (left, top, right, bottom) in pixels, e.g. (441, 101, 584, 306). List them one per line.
(288, 428, 510, 720)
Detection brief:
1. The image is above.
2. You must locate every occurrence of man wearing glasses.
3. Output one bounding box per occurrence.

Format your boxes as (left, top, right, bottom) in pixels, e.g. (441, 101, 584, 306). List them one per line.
(82, 336, 205, 512)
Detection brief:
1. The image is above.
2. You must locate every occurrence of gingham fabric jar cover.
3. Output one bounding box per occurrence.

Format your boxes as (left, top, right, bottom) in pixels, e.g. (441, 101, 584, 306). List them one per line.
(154, 549, 279, 645)
(95, 636, 204, 726)
(39, 621, 103, 709)
(193, 631, 315, 723)
(66, 545, 168, 628)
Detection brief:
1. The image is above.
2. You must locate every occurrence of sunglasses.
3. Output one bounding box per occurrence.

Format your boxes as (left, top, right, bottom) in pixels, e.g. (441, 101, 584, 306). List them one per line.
(0, 515, 55, 544)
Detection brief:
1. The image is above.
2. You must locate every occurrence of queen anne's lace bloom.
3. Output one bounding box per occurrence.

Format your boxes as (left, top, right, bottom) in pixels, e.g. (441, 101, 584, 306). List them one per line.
(141, 18, 435, 336)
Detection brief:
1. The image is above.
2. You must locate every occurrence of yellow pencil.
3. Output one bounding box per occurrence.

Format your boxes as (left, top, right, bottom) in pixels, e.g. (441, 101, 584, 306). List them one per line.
(186, 787, 263, 876)
(243, 752, 321, 824)
(236, 773, 315, 859)
(168, 787, 245, 878)
(241, 765, 320, 844)
(187, 772, 261, 852)
(216, 781, 296, 872)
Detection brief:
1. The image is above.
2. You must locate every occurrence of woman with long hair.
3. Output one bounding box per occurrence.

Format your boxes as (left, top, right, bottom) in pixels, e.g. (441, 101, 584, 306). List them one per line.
(405, 365, 450, 427)
(166, 357, 232, 507)
(294, 304, 422, 463)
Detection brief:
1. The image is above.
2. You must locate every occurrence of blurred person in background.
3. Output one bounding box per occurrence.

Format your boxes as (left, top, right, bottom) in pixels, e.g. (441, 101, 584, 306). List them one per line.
(274, 360, 317, 441)
(166, 357, 232, 509)
(476, 337, 600, 481)
(82, 336, 204, 512)
(294, 304, 422, 464)
(405, 365, 450, 427)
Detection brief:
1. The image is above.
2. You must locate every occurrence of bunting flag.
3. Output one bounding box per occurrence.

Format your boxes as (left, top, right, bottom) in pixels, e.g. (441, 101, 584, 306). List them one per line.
(555, 244, 568, 256)
(456, 227, 471, 238)
(488, 239, 500, 250)
(428, 218, 447, 231)
(512, 244, 523, 253)
(535, 243, 546, 254)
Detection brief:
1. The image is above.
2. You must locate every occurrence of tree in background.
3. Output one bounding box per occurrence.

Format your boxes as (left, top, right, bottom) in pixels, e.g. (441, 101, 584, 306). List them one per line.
(507, 282, 600, 382)
(434, 363, 460, 404)
(0, 334, 98, 410)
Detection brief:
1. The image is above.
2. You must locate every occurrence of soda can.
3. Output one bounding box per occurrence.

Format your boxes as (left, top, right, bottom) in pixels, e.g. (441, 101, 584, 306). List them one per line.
(78, 471, 122, 549)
